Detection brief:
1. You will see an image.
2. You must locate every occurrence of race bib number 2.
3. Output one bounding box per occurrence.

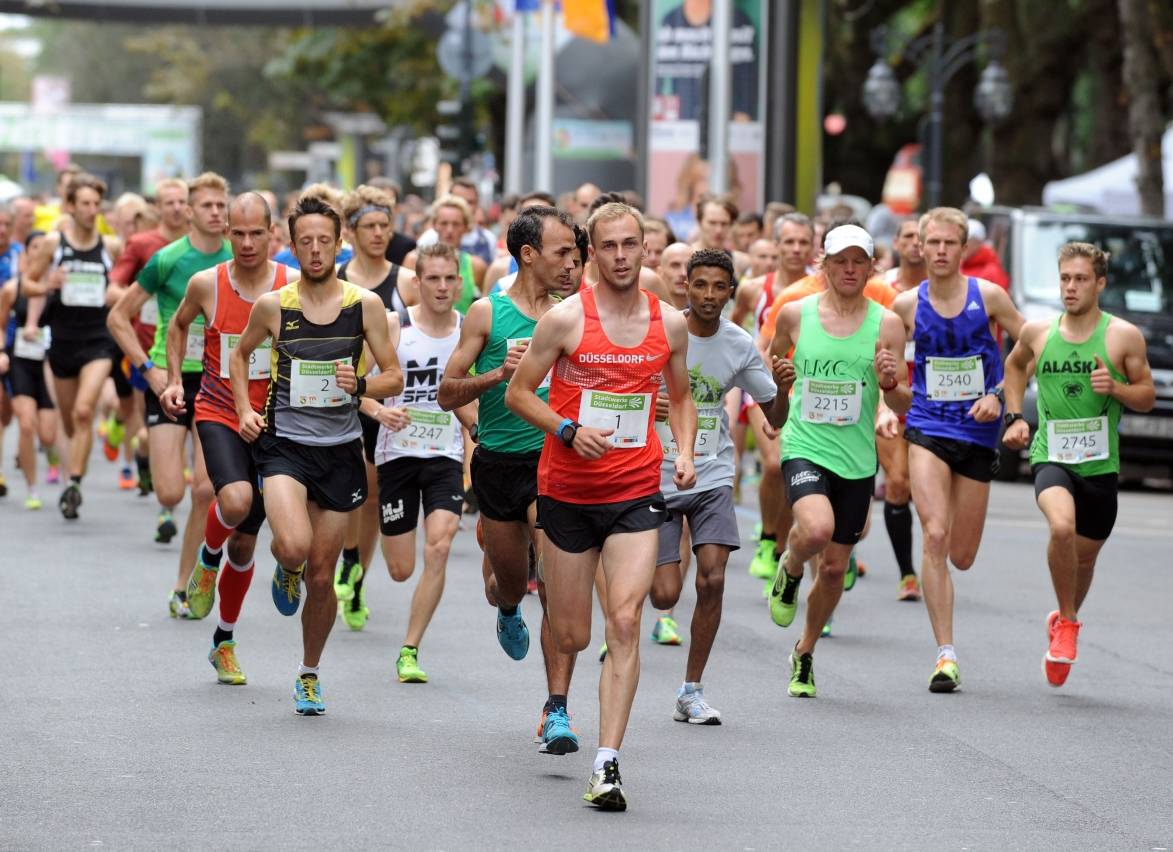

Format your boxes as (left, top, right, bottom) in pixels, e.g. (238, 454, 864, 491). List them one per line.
(578, 390, 651, 447)
(800, 379, 861, 426)
(1047, 418, 1109, 464)
(290, 358, 350, 408)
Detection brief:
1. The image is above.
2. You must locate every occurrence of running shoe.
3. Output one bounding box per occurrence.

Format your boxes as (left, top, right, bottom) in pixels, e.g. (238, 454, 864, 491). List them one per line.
(748, 539, 778, 579)
(788, 649, 816, 698)
(118, 467, 136, 490)
(168, 590, 191, 619)
(673, 683, 722, 725)
(186, 547, 219, 620)
(496, 607, 529, 660)
(25, 494, 43, 511)
(821, 618, 833, 638)
(342, 585, 369, 631)
(333, 559, 363, 603)
(598, 643, 608, 662)
(155, 510, 177, 543)
(0, 473, 6, 497)
(136, 456, 152, 496)
(534, 707, 548, 744)
(1044, 610, 1080, 688)
(396, 646, 428, 683)
(46, 465, 60, 485)
(272, 563, 304, 616)
(526, 575, 539, 595)
(208, 640, 247, 685)
(843, 552, 858, 591)
(102, 416, 124, 461)
(651, 615, 683, 646)
(294, 673, 325, 715)
(929, 657, 961, 693)
(768, 553, 802, 628)
(898, 574, 922, 601)
(583, 759, 626, 811)
(541, 706, 580, 755)
(856, 559, 868, 578)
(58, 482, 82, 520)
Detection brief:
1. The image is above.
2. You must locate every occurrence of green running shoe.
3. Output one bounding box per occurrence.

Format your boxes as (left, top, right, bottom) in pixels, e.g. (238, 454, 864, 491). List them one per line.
(768, 553, 802, 628)
(155, 510, 177, 543)
(396, 646, 428, 683)
(650, 615, 683, 645)
(208, 640, 247, 685)
(788, 649, 816, 698)
(342, 585, 369, 631)
(186, 547, 220, 620)
(748, 539, 778, 579)
(821, 618, 833, 638)
(843, 552, 858, 591)
(333, 559, 363, 603)
(598, 643, 608, 662)
(929, 658, 960, 693)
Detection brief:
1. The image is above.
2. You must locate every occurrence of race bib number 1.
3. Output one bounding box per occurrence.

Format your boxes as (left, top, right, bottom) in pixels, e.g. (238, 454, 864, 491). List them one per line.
(61, 272, 105, 308)
(220, 333, 272, 380)
(926, 356, 985, 401)
(655, 416, 718, 459)
(800, 379, 862, 426)
(388, 408, 459, 454)
(578, 390, 651, 447)
(1047, 418, 1109, 464)
(290, 358, 350, 408)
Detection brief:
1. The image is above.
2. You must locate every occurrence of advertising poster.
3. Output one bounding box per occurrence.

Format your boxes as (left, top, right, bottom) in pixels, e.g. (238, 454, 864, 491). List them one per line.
(648, 0, 766, 240)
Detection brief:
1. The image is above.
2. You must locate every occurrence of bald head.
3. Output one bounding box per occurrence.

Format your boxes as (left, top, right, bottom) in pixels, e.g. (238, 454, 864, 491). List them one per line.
(658, 241, 693, 308)
(748, 237, 779, 277)
(227, 192, 274, 269)
(229, 192, 273, 228)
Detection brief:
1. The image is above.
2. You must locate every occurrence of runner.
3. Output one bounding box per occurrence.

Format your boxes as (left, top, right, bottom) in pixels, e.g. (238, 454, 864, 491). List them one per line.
(505, 201, 696, 811)
(733, 211, 763, 253)
(437, 205, 581, 756)
(580, 192, 671, 301)
(333, 184, 417, 629)
(766, 223, 909, 697)
(371, 243, 475, 682)
(404, 194, 485, 312)
(657, 242, 692, 311)
(641, 218, 674, 272)
(1002, 241, 1154, 687)
(107, 172, 233, 616)
(229, 195, 403, 716)
(160, 192, 294, 683)
(0, 203, 20, 499)
(649, 248, 788, 724)
(889, 207, 1024, 692)
(20, 173, 121, 520)
(745, 238, 779, 281)
(690, 194, 749, 277)
(0, 231, 58, 509)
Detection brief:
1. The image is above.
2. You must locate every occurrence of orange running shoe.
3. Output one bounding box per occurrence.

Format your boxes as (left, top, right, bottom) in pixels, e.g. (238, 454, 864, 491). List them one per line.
(118, 468, 137, 490)
(1043, 610, 1080, 688)
(897, 574, 922, 601)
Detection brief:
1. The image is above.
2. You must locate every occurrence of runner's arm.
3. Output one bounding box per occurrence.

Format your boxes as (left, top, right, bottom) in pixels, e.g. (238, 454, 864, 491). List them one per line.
(503, 306, 570, 435)
(229, 293, 278, 440)
(355, 291, 403, 399)
(766, 302, 801, 423)
(729, 276, 760, 327)
(662, 307, 697, 490)
(982, 282, 1026, 342)
(877, 311, 911, 415)
(1101, 322, 1155, 413)
(1000, 322, 1042, 449)
(165, 271, 213, 386)
(18, 233, 60, 296)
(437, 299, 502, 410)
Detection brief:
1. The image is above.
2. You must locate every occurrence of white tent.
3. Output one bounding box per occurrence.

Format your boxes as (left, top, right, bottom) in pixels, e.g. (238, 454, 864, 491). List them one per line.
(1042, 125, 1173, 218)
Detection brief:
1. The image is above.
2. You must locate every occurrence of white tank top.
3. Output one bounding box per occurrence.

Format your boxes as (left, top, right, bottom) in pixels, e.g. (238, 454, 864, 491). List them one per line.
(374, 308, 464, 464)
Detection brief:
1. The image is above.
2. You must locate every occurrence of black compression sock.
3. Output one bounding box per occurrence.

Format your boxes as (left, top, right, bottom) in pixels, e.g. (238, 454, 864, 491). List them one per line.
(499, 604, 518, 617)
(342, 546, 360, 566)
(760, 532, 777, 542)
(884, 501, 916, 577)
(213, 627, 233, 646)
(545, 694, 567, 713)
(70, 475, 82, 485)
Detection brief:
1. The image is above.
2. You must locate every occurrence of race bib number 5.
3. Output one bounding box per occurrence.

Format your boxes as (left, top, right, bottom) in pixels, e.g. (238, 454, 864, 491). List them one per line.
(578, 390, 651, 447)
(1047, 418, 1109, 464)
(655, 416, 718, 459)
(926, 356, 985, 402)
(221, 333, 272, 380)
(290, 358, 351, 408)
(800, 379, 861, 426)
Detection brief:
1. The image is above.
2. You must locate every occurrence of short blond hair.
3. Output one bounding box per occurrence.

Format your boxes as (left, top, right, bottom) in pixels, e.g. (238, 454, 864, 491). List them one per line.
(430, 193, 472, 228)
(586, 201, 644, 245)
(918, 207, 968, 243)
(341, 185, 395, 228)
(154, 177, 188, 198)
(1058, 241, 1109, 280)
(188, 171, 229, 199)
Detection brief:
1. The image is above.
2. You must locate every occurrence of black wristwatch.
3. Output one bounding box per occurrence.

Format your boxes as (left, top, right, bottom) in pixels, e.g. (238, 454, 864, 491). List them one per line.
(354, 375, 367, 398)
(556, 419, 580, 448)
(1003, 412, 1025, 428)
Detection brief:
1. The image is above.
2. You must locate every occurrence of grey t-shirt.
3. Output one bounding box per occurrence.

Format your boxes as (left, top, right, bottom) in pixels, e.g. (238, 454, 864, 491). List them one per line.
(658, 317, 777, 497)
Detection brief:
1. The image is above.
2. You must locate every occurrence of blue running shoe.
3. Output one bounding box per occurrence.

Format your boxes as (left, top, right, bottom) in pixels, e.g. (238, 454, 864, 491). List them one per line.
(496, 606, 529, 660)
(294, 673, 325, 715)
(540, 706, 579, 755)
(272, 563, 304, 616)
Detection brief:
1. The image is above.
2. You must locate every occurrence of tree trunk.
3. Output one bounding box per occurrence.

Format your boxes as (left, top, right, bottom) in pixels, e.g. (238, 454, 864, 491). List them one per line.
(1118, 0, 1166, 216)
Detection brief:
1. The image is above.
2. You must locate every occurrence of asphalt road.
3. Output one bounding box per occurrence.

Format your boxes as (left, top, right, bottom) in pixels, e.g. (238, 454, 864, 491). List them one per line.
(2, 449, 1171, 851)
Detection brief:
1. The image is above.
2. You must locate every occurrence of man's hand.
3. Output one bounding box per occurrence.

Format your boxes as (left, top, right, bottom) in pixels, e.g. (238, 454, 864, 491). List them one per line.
(761, 421, 780, 440)
(1002, 418, 1030, 450)
(655, 396, 670, 422)
(47, 267, 66, 291)
(0, 352, 9, 375)
(238, 410, 266, 442)
(1090, 355, 1115, 396)
(968, 392, 1003, 423)
(571, 426, 614, 460)
(771, 355, 796, 390)
(335, 361, 358, 394)
(158, 382, 186, 421)
(378, 406, 411, 432)
(502, 341, 527, 382)
(146, 366, 169, 398)
(673, 455, 696, 490)
(874, 342, 898, 390)
(875, 407, 899, 439)
(20, 325, 39, 342)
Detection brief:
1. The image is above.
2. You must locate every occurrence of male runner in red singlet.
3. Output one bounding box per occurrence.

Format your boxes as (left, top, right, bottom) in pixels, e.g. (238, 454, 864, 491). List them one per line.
(506, 201, 696, 812)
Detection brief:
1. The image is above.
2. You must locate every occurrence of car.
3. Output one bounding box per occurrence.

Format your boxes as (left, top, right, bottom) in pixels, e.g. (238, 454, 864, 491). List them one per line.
(978, 207, 1173, 481)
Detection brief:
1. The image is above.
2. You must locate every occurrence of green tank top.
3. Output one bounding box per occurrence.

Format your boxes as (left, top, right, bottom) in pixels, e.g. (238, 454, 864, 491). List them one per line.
(473, 292, 549, 453)
(1030, 312, 1125, 476)
(455, 251, 477, 315)
(782, 294, 883, 480)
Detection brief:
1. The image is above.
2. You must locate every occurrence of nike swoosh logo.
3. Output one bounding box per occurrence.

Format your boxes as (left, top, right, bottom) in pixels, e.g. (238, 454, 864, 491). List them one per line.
(649, 506, 662, 513)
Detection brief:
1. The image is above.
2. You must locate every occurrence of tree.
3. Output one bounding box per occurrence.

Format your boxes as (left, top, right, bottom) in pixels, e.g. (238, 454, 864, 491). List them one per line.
(1118, 0, 1165, 216)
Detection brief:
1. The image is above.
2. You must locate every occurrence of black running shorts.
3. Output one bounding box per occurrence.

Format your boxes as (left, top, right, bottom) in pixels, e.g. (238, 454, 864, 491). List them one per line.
(537, 492, 666, 554)
(6, 356, 54, 409)
(782, 458, 874, 545)
(196, 420, 266, 536)
(377, 455, 465, 536)
(905, 426, 998, 483)
(254, 432, 367, 513)
(1032, 463, 1119, 541)
(145, 371, 201, 430)
(471, 446, 540, 524)
(48, 336, 114, 379)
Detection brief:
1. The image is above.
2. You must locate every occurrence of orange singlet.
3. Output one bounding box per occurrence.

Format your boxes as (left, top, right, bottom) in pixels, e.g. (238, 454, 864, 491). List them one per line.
(195, 261, 289, 430)
(538, 286, 670, 505)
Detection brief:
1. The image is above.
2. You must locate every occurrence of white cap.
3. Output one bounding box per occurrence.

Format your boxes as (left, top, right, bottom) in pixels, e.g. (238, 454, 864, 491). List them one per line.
(967, 219, 986, 243)
(823, 224, 874, 258)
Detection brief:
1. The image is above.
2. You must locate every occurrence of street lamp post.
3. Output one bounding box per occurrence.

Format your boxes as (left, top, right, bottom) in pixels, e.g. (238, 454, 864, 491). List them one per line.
(863, 21, 1013, 208)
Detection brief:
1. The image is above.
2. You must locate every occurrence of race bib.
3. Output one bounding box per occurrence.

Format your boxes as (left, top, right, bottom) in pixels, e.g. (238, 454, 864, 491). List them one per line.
(926, 356, 985, 401)
(655, 416, 719, 460)
(1047, 417, 1109, 464)
(388, 408, 459, 454)
(185, 325, 205, 362)
(578, 390, 651, 447)
(506, 337, 550, 390)
(139, 296, 159, 326)
(13, 329, 46, 361)
(904, 340, 916, 362)
(800, 379, 862, 426)
(290, 358, 351, 408)
(220, 333, 271, 380)
(61, 271, 105, 308)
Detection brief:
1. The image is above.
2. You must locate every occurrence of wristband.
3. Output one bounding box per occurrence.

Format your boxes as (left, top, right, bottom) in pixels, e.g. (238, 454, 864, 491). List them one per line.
(355, 375, 367, 398)
(555, 417, 574, 440)
(140, 359, 155, 372)
(879, 378, 898, 392)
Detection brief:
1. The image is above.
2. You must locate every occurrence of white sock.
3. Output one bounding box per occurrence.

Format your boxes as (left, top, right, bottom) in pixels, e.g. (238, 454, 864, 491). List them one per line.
(227, 555, 253, 572)
(218, 619, 236, 633)
(298, 664, 319, 677)
(938, 644, 957, 662)
(593, 747, 619, 773)
(681, 681, 700, 694)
